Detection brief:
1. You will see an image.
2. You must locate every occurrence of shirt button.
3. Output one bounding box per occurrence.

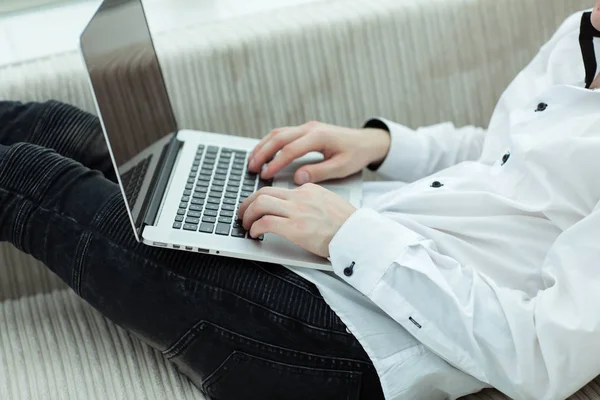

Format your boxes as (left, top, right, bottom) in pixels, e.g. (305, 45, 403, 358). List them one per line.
(535, 102, 548, 112)
(501, 152, 511, 165)
(343, 262, 355, 277)
(430, 181, 444, 188)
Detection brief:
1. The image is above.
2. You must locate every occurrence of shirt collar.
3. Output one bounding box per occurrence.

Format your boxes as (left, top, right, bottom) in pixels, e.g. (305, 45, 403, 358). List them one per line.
(579, 11, 600, 88)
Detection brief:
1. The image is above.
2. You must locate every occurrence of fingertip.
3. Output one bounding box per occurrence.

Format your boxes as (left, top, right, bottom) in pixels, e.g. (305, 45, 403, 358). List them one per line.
(260, 165, 271, 180)
(295, 170, 310, 185)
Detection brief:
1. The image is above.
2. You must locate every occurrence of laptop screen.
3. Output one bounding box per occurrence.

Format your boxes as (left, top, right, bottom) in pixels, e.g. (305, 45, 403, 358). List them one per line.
(80, 0, 177, 171)
(80, 0, 178, 228)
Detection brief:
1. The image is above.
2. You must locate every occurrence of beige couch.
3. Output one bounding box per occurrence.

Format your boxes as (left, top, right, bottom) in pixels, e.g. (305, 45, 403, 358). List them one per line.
(0, 0, 596, 398)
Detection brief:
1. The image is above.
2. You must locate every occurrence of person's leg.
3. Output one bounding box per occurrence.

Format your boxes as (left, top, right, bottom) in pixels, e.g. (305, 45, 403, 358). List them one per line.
(0, 106, 384, 399)
(0, 101, 116, 181)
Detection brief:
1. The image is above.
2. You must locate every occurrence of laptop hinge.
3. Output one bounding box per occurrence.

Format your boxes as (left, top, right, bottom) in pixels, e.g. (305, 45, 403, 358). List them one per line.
(141, 135, 183, 229)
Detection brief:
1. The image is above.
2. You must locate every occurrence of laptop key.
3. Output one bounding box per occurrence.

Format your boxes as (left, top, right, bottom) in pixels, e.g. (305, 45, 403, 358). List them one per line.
(198, 174, 212, 182)
(216, 223, 231, 236)
(223, 198, 236, 205)
(224, 192, 237, 199)
(181, 196, 190, 202)
(189, 204, 203, 211)
(207, 197, 221, 204)
(212, 185, 224, 192)
(199, 222, 215, 233)
(206, 203, 219, 211)
(185, 184, 193, 190)
(185, 217, 200, 224)
(183, 224, 198, 231)
(215, 173, 227, 180)
(187, 211, 202, 218)
(219, 216, 233, 224)
(216, 168, 228, 174)
(195, 183, 209, 190)
(207, 146, 219, 153)
(222, 204, 235, 211)
(204, 210, 218, 217)
(187, 178, 195, 184)
(220, 210, 234, 218)
(242, 185, 255, 192)
(213, 179, 226, 186)
(183, 190, 192, 196)
(241, 191, 253, 197)
(233, 220, 242, 228)
(175, 216, 184, 222)
(173, 222, 182, 229)
(177, 209, 186, 215)
(179, 202, 188, 208)
(209, 191, 222, 198)
(193, 192, 206, 199)
(243, 179, 256, 186)
(231, 227, 246, 238)
(191, 198, 204, 205)
(202, 216, 216, 223)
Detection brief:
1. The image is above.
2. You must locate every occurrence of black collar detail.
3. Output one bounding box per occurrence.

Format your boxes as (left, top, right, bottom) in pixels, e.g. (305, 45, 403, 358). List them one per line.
(579, 12, 600, 88)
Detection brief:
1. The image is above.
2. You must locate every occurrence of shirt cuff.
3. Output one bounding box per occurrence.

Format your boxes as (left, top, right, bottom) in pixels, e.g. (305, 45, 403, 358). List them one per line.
(363, 117, 427, 181)
(328, 208, 425, 296)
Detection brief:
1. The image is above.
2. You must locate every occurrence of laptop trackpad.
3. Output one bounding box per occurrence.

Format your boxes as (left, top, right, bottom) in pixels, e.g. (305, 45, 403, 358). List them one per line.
(271, 152, 356, 201)
(286, 182, 351, 200)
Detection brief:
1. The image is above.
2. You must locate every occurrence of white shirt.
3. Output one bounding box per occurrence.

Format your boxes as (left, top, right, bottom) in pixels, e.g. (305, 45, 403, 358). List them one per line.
(288, 10, 600, 400)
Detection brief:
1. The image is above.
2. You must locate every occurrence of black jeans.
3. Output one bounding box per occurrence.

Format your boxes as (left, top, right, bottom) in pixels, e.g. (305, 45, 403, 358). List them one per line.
(0, 101, 384, 400)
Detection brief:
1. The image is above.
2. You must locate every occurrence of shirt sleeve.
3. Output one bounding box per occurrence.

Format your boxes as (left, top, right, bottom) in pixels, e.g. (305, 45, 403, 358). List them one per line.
(363, 118, 486, 182)
(329, 206, 600, 400)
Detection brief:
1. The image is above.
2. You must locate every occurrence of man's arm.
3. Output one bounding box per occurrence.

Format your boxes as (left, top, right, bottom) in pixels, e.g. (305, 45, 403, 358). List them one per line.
(328, 203, 600, 400)
(364, 118, 486, 182)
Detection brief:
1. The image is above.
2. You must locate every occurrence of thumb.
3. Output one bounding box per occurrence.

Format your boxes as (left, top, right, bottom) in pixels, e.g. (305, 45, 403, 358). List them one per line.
(294, 155, 349, 184)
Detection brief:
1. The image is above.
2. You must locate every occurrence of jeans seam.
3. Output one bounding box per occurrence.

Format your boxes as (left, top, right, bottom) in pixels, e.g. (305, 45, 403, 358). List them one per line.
(204, 350, 362, 394)
(90, 191, 121, 227)
(30, 101, 51, 141)
(28, 153, 67, 201)
(164, 319, 372, 368)
(160, 284, 350, 356)
(251, 261, 324, 300)
(11, 202, 29, 250)
(72, 231, 93, 296)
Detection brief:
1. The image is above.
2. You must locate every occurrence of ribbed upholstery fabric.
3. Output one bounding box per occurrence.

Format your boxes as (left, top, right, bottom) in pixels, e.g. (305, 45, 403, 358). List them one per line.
(0, 0, 596, 399)
(0, 290, 202, 400)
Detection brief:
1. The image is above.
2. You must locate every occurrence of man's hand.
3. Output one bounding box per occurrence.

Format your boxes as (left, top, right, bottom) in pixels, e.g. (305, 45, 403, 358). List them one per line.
(247, 121, 391, 185)
(238, 183, 356, 258)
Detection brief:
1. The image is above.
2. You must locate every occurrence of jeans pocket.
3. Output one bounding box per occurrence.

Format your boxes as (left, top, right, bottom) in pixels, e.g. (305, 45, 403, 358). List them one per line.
(203, 350, 362, 400)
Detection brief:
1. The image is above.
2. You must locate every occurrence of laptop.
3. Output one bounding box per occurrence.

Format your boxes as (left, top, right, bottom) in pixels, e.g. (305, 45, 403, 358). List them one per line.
(79, 0, 363, 270)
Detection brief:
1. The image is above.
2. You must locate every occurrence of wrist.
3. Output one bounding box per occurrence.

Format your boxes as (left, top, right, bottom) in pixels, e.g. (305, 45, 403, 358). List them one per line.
(364, 128, 391, 168)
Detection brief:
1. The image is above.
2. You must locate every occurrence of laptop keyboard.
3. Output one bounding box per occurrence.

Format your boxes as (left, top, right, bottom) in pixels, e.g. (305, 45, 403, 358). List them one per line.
(121, 154, 153, 208)
(172, 145, 272, 240)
